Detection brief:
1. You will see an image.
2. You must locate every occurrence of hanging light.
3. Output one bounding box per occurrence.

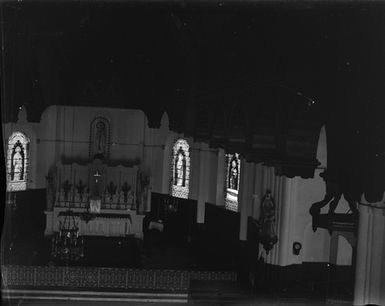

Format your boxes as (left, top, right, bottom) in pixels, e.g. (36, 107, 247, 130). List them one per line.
(51, 211, 84, 262)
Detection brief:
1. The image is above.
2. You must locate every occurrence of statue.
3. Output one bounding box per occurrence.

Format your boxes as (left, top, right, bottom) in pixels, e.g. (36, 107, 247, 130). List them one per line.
(309, 170, 358, 217)
(95, 121, 106, 154)
(258, 190, 278, 254)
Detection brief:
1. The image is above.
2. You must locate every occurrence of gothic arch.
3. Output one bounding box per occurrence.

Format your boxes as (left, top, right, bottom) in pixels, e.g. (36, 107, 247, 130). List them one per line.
(170, 138, 191, 199)
(6, 131, 31, 191)
(224, 152, 241, 211)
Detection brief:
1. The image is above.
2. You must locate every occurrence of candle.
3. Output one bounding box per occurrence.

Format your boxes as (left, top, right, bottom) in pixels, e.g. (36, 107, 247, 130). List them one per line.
(58, 168, 61, 202)
(73, 169, 76, 203)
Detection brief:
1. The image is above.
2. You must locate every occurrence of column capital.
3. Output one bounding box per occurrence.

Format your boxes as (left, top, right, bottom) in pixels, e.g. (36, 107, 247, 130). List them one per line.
(359, 192, 385, 216)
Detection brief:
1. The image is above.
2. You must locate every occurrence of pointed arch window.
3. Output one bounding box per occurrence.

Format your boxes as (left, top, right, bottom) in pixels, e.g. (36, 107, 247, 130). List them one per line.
(7, 132, 30, 191)
(225, 153, 241, 211)
(171, 139, 190, 199)
(89, 117, 111, 160)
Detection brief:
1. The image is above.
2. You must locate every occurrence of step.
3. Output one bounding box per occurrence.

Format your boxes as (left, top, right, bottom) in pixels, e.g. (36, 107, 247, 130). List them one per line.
(2, 288, 188, 303)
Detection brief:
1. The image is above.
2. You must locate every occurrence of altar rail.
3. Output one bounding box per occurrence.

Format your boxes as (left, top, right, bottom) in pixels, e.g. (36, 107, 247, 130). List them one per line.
(2, 265, 237, 292)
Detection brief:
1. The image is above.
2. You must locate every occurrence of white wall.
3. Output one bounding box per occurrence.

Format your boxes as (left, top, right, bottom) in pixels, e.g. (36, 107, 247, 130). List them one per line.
(4, 108, 352, 267)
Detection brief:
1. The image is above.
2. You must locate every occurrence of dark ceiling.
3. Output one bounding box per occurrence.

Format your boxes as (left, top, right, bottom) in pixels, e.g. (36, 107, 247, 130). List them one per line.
(1, 0, 384, 200)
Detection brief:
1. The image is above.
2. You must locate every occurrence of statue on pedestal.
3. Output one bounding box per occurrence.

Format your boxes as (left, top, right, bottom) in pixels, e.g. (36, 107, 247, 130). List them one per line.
(258, 190, 278, 254)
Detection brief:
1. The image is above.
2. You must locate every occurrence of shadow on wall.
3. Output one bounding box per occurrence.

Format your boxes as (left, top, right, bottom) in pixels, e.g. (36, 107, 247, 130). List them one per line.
(303, 222, 330, 262)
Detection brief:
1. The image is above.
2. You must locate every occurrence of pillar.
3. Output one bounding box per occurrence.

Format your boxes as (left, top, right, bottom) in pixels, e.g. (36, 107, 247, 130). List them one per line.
(277, 177, 297, 266)
(354, 193, 385, 306)
(197, 143, 209, 223)
(215, 149, 225, 206)
(239, 161, 254, 241)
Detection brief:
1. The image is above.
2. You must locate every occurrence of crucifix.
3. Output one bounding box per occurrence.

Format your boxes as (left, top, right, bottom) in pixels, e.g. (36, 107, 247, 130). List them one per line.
(91, 170, 103, 199)
(93, 170, 101, 183)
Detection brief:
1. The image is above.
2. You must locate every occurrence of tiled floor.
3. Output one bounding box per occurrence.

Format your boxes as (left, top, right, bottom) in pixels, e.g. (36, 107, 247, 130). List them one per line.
(3, 297, 353, 306)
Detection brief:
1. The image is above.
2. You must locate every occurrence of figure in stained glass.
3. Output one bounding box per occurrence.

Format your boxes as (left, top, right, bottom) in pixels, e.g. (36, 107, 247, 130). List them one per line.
(171, 139, 190, 199)
(228, 155, 239, 190)
(11, 144, 24, 181)
(225, 153, 241, 211)
(174, 147, 186, 187)
(7, 132, 30, 191)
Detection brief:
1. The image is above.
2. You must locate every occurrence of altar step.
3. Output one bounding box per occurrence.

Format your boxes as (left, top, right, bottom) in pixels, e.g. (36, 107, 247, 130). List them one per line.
(2, 288, 188, 304)
(189, 280, 252, 304)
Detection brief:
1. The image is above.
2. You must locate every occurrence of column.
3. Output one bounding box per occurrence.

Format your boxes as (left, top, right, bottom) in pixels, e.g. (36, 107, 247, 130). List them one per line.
(277, 177, 298, 266)
(215, 149, 225, 206)
(197, 143, 209, 223)
(354, 193, 385, 306)
(239, 161, 254, 241)
(251, 163, 263, 220)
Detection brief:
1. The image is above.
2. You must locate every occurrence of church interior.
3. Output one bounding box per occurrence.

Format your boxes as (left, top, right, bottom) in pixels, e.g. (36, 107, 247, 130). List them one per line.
(1, 1, 385, 305)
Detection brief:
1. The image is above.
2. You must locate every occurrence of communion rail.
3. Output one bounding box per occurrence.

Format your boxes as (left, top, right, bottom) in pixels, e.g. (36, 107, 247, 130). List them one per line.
(1, 265, 237, 292)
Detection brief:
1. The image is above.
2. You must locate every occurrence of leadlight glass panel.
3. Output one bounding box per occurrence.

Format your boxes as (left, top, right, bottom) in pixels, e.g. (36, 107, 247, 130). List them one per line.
(7, 132, 30, 191)
(225, 153, 241, 211)
(171, 139, 190, 199)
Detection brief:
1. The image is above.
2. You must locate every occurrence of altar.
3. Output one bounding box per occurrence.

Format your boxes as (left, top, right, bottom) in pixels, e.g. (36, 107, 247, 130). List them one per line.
(55, 210, 132, 237)
(44, 156, 148, 239)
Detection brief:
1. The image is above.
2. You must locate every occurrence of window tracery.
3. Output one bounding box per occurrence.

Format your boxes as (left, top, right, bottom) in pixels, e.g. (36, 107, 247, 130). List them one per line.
(170, 139, 190, 199)
(225, 153, 241, 211)
(7, 132, 30, 191)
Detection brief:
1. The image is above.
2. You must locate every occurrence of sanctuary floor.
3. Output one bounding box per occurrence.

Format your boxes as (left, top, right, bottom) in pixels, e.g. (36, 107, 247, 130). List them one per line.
(5, 232, 222, 271)
(3, 231, 354, 306)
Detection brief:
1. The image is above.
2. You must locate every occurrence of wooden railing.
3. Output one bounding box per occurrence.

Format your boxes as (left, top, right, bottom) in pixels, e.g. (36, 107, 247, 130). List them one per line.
(2, 265, 237, 292)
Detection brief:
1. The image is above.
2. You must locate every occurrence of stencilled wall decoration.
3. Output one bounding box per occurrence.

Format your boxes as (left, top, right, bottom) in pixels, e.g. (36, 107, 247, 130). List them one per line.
(7, 132, 30, 191)
(89, 117, 111, 160)
(170, 138, 190, 199)
(224, 153, 241, 212)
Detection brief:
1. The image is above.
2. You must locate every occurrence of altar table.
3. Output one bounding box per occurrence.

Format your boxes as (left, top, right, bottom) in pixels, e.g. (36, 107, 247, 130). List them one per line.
(57, 211, 132, 237)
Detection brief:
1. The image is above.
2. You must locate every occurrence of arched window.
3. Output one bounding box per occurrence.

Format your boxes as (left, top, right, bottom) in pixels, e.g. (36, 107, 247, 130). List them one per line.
(89, 117, 111, 160)
(171, 139, 190, 199)
(225, 153, 241, 211)
(7, 132, 30, 191)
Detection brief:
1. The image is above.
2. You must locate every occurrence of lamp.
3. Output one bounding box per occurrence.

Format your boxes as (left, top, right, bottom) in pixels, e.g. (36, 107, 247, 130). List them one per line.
(51, 210, 84, 262)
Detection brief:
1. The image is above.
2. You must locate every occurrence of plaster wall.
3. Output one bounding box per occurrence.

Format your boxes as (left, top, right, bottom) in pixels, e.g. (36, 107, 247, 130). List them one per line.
(247, 126, 352, 266)
(4, 105, 165, 193)
(4, 108, 353, 267)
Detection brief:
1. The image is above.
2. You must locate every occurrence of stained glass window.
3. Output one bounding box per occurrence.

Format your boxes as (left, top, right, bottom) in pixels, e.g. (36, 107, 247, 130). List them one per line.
(7, 132, 30, 191)
(171, 139, 190, 199)
(225, 153, 241, 211)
